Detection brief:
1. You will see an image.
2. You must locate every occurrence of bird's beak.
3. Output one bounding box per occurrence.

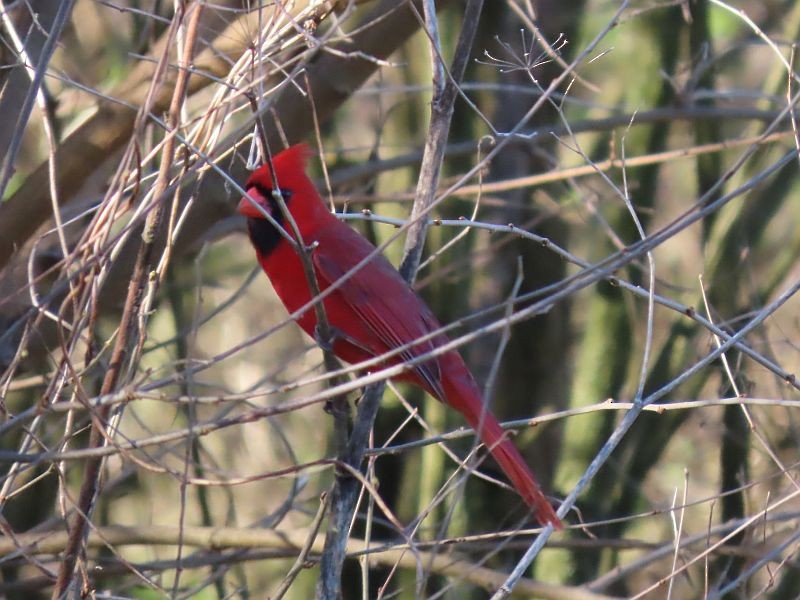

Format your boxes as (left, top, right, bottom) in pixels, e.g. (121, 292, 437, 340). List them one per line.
(238, 188, 266, 219)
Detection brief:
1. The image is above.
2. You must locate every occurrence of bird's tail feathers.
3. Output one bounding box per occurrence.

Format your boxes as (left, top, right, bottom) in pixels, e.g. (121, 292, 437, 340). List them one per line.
(442, 371, 563, 529)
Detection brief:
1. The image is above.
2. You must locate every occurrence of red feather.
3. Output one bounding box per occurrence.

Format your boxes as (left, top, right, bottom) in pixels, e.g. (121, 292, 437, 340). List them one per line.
(238, 144, 562, 529)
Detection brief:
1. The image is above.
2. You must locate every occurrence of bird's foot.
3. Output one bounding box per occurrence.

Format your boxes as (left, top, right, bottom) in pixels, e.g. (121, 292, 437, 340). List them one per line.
(314, 324, 337, 352)
(315, 325, 373, 356)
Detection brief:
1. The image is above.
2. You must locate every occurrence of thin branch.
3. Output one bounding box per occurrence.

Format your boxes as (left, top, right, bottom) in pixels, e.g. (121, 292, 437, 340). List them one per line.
(0, 0, 76, 199)
(317, 0, 484, 596)
(51, 4, 204, 596)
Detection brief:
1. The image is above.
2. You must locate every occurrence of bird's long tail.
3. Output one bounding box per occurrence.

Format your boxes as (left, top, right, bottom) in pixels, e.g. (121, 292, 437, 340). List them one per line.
(441, 365, 563, 529)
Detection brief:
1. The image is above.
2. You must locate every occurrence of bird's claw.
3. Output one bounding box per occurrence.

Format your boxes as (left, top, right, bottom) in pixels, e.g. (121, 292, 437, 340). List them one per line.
(314, 325, 337, 352)
(323, 397, 351, 418)
(316, 325, 363, 354)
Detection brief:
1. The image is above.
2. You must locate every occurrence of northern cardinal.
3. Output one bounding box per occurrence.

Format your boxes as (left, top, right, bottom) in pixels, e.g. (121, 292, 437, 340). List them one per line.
(238, 144, 561, 528)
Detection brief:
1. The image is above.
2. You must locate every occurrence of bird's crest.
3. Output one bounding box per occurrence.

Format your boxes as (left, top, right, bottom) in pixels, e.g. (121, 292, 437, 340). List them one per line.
(271, 143, 311, 178)
(247, 143, 312, 191)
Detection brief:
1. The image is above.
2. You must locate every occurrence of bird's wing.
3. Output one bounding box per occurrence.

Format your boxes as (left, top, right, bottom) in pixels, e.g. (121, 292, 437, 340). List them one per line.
(312, 225, 444, 397)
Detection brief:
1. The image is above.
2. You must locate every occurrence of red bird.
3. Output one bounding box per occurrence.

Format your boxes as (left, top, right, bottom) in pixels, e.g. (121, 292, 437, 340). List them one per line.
(238, 144, 561, 528)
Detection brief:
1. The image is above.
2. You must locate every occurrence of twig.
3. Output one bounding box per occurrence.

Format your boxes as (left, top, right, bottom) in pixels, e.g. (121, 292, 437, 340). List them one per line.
(1, 524, 621, 600)
(273, 493, 330, 600)
(316, 384, 385, 597)
(0, 0, 76, 200)
(317, 0, 484, 596)
(51, 4, 203, 596)
(398, 0, 484, 282)
(490, 274, 800, 599)
(666, 469, 689, 600)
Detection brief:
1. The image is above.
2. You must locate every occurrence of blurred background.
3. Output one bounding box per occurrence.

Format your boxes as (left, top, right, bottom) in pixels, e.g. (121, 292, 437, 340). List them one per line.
(1, 0, 799, 598)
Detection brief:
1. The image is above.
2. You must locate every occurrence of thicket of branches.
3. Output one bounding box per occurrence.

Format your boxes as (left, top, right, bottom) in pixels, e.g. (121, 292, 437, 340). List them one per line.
(1, 0, 799, 598)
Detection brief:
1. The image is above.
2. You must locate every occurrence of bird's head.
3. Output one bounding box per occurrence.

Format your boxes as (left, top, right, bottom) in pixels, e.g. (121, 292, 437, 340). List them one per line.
(237, 143, 314, 220)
